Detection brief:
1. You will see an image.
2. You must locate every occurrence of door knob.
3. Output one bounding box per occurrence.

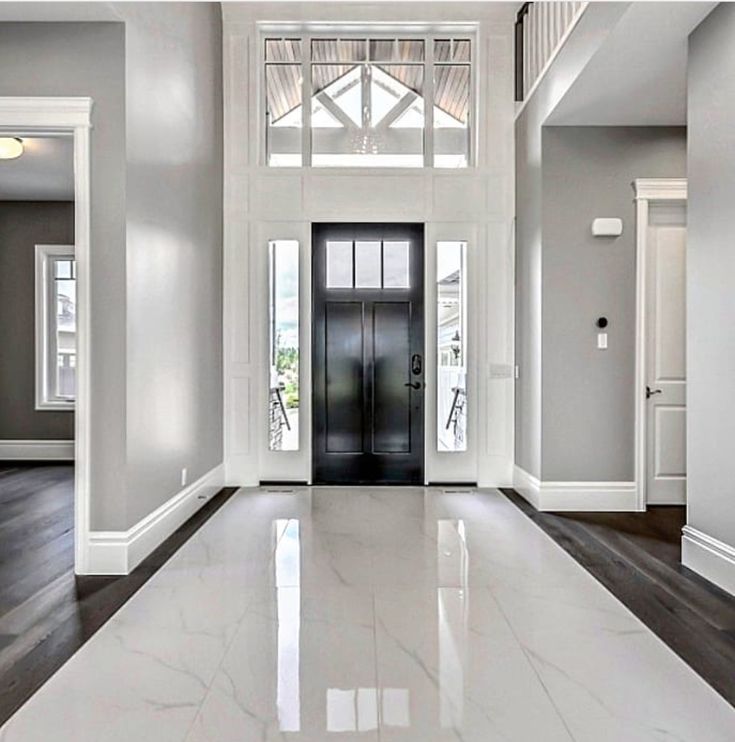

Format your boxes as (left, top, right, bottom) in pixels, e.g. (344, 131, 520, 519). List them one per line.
(646, 386, 662, 399)
(404, 381, 422, 390)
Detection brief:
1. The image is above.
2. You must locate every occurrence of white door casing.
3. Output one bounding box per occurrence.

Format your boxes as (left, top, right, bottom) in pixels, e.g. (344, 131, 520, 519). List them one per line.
(0, 97, 93, 572)
(634, 178, 687, 508)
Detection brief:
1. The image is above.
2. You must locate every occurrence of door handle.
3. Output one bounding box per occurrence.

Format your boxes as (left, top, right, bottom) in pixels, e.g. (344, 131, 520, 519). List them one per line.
(404, 381, 423, 390)
(646, 386, 663, 399)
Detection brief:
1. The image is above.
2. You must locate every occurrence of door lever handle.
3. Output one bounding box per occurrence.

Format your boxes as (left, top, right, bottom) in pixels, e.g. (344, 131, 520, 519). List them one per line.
(646, 386, 663, 399)
(404, 381, 422, 390)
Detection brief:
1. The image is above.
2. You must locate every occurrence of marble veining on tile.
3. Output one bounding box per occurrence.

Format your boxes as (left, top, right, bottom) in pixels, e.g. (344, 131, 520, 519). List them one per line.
(1, 487, 734, 741)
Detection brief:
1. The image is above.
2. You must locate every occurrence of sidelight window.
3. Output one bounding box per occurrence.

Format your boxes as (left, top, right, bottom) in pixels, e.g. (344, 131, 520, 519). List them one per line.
(269, 240, 300, 451)
(35, 245, 76, 410)
(264, 32, 472, 168)
(437, 241, 467, 451)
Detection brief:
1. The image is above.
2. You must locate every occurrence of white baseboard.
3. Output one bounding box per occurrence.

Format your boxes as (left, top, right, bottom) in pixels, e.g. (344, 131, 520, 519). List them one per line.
(682, 525, 735, 597)
(513, 465, 639, 512)
(85, 463, 225, 575)
(0, 439, 74, 460)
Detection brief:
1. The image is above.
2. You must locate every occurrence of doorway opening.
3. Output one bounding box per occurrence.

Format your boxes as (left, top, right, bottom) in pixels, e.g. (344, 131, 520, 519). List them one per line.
(634, 178, 687, 507)
(312, 223, 424, 485)
(0, 97, 92, 574)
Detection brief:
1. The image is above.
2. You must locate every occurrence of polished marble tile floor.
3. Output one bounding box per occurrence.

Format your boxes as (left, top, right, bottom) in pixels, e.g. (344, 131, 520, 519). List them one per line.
(1, 487, 734, 741)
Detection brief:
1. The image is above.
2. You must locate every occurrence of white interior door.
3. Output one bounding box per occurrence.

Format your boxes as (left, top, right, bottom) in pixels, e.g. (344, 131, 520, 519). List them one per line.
(646, 202, 686, 504)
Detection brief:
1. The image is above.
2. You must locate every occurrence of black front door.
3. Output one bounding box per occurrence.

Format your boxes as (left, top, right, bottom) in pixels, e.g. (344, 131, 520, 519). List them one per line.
(312, 223, 424, 485)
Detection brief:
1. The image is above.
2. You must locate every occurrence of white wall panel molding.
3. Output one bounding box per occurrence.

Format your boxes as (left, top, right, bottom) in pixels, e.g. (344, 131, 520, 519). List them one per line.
(223, 7, 516, 487)
(682, 526, 735, 597)
(86, 464, 225, 575)
(513, 466, 638, 512)
(0, 440, 74, 460)
(250, 174, 303, 220)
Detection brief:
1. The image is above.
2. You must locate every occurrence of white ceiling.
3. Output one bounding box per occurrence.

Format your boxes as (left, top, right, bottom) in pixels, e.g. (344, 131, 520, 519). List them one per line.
(548, 1, 716, 126)
(0, 136, 74, 201)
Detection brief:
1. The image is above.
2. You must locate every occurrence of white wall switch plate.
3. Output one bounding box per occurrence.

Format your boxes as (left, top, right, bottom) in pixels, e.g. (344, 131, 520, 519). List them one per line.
(597, 332, 608, 349)
(181, 467, 188, 487)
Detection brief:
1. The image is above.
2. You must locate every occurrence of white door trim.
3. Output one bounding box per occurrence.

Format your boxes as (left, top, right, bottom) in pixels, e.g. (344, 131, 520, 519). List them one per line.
(633, 178, 687, 510)
(0, 97, 93, 573)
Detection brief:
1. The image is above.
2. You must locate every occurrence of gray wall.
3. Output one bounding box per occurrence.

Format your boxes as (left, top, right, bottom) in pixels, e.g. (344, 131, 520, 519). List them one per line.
(120, 3, 224, 528)
(0, 201, 75, 440)
(0, 8, 223, 532)
(514, 2, 631, 479)
(0, 22, 128, 526)
(541, 126, 686, 481)
(687, 3, 735, 548)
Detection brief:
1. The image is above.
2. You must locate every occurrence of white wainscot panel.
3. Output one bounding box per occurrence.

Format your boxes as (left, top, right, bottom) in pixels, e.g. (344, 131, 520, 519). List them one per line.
(251, 174, 303, 220)
(486, 175, 511, 220)
(229, 376, 252, 456)
(227, 226, 251, 366)
(227, 174, 249, 217)
(226, 34, 249, 171)
(433, 175, 488, 221)
(306, 174, 427, 220)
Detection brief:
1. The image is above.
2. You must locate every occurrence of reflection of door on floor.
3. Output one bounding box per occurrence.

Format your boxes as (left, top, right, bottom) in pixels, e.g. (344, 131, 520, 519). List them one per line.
(646, 202, 686, 505)
(312, 223, 424, 485)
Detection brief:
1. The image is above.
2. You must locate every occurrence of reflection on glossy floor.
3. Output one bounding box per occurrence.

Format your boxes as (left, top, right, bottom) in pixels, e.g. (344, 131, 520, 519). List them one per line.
(2, 488, 734, 741)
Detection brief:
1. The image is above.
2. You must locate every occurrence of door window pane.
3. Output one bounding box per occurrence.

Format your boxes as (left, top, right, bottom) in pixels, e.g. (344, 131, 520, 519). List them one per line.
(383, 241, 410, 288)
(355, 241, 381, 288)
(269, 240, 300, 451)
(326, 241, 353, 288)
(437, 241, 467, 452)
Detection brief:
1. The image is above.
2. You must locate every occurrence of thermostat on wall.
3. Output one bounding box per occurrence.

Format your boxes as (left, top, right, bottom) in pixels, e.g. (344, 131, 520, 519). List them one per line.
(592, 218, 623, 237)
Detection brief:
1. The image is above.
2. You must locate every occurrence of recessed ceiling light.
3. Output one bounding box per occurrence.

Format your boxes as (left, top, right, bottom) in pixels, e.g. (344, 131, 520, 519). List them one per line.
(0, 137, 23, 160)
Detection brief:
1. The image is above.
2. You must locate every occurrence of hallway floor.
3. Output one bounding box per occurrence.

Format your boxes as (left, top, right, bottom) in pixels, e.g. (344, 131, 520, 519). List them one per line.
(1, 487, 734, 741)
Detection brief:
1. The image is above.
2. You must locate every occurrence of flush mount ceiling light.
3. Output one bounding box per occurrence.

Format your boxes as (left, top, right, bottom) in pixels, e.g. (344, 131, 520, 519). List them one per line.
(0, 137, 23, 160)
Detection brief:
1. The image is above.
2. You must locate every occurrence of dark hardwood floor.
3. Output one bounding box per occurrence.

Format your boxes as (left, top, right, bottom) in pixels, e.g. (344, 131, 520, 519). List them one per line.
(502, 488, 735, 707)
(0, 463, 237, 727)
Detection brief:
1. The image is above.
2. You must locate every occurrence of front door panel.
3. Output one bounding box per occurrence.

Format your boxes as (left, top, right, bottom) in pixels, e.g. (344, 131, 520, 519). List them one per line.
(313, 223, 424, 484)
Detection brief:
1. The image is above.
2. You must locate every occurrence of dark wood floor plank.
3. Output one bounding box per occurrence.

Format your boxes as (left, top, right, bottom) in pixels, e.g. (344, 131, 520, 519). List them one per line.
(502, 488, 735, 708)
(0, 463, 238, 726)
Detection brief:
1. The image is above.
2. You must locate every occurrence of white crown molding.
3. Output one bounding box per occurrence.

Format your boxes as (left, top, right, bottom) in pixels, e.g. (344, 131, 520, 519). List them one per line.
(682, 525, 735, 597)
(0, 440, 74, 461)
(85, 464, 226, 576)
(513, 465, 639, 512)
(633, 178, 687, 201)
(0, 96, 92, 129)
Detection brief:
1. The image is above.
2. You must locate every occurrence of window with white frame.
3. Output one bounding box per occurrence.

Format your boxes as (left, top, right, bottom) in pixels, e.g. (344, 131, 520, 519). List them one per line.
(35, 245, 76, 409)
(264, 33, 472, 168)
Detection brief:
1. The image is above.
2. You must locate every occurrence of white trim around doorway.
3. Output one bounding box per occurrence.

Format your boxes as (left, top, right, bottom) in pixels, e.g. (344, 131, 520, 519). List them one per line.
(0, 97, 93, 573)
(633, 177, 687, 511)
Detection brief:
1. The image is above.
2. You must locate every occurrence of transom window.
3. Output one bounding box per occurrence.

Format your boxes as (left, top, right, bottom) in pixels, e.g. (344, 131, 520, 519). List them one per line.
(264, 33, 472, 168)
